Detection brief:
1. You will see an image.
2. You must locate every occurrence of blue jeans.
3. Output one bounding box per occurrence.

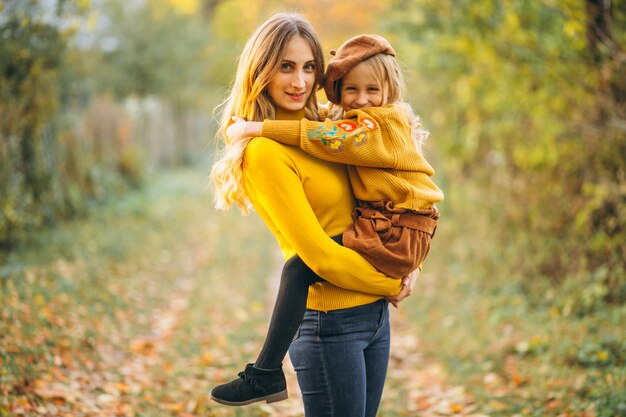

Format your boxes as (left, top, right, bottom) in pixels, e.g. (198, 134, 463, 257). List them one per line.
(288, 299, 390, 417)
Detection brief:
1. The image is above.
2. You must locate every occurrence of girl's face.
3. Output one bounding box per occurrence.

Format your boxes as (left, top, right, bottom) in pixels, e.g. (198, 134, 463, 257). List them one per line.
(340, 61, 385, 112)
(267, 35, 317, 113)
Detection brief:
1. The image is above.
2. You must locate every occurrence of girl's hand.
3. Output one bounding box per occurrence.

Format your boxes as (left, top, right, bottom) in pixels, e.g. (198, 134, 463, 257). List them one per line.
(226, 117, 262, 143)
(386, 268, 419, 308)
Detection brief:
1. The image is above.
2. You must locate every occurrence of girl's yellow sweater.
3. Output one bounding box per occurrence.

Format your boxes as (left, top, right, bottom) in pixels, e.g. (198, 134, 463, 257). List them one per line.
(243, 109, 401, 312)
(261, 105, 444, 210)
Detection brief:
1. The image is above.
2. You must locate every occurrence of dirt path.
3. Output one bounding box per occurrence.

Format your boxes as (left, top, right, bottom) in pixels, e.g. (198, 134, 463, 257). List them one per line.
(384, 309, 485, 416)
(3, 170, 486, 417)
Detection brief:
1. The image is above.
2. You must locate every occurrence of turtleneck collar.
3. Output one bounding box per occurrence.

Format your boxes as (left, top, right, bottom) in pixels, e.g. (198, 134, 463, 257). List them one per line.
(276, 108, 305, 121)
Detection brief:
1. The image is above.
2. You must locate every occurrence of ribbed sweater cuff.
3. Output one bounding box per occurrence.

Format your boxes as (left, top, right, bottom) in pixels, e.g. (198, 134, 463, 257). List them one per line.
(261, 120, 302, 145)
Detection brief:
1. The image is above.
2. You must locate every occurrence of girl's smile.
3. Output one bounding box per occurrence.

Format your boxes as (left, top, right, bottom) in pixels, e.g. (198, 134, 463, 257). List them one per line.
(340, 61, 385, 111)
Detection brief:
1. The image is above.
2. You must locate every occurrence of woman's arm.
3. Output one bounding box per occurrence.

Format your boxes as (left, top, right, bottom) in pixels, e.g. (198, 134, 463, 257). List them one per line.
(387, 269, 419, 308)
(243, 139, 402, 297)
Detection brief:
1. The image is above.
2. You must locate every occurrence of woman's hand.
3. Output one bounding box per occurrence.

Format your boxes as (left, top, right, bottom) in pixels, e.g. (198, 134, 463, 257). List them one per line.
(226, 117, 262, 144)
(386, 268, 419, 308)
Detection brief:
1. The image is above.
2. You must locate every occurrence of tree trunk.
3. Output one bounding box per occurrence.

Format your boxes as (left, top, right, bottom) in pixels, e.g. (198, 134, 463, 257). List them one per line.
(585, 0, 625, 109)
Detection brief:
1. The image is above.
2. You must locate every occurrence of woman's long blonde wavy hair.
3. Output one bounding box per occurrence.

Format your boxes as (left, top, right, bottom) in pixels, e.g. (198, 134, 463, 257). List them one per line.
(328, 53, 429, 153)
(211, 13, 324, 214)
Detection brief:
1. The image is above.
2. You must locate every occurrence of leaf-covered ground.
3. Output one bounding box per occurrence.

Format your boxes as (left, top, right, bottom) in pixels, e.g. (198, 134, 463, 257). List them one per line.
(0, 169, 481, 417)
(1, 169, 623, 416)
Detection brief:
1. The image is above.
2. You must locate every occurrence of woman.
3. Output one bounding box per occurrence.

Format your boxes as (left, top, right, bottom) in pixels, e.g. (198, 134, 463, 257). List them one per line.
(210, 13, 413, 417)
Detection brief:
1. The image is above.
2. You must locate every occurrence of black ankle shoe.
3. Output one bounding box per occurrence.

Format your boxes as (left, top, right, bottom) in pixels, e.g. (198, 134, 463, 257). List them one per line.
(210, 363, 288, 406)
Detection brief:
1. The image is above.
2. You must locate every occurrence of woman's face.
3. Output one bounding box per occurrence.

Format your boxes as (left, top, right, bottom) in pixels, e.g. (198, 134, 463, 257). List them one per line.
(267, 35, 317, 113)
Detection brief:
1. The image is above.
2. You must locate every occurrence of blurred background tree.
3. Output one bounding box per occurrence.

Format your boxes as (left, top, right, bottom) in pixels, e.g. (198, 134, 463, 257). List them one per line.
(0, 0, 220, 246)
(384, 0, 626, 314)
(1, 0, 624, 311)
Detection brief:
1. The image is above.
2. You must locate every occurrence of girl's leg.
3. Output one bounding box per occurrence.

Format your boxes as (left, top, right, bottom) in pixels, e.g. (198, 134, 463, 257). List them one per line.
(254, 254, 322, 369)
(210, 256, 321, 406)
(211, 236, 341, 406)
(255, 234, 340, 369)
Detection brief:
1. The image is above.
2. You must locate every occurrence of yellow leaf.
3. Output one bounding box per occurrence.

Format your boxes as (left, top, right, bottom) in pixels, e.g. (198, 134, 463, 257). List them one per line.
(564, 20, 583, 38)
(549, 306, 560, 318)
(488, 400, 509, 410)
(116, 383, 129, 394)
(511, 374, 530, 386)
(76, 0, 90, 11)
(168, 0, 199, 15)
(167, 403, 184, 412)
(451, 403, 464, 413)
(130, 338, 156, 354)
(41, 306, 53, 321)
(201, 352, 214, 365)
(417, 397, 431, 410)
(86, 13, 98, 32)
(597, 350, 609, 361)
(52, 398, 66, 406)
(34, 294, 45, 306)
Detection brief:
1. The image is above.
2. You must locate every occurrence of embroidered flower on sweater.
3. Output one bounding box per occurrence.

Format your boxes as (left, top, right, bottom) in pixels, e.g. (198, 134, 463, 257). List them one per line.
(307, 117, 378, 152)
(361, 117, 377, 130)
(337, 121, 357, 131)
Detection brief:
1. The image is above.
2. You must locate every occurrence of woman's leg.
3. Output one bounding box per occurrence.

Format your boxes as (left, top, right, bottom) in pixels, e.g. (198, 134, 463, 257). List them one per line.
(363, 301, 390, 417)
(289, 299, 390, 417)
(288, 309, 339, 417)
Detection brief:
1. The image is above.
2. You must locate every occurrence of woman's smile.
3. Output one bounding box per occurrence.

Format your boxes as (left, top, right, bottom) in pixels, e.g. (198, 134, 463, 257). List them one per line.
(266, 35, 316, 112)
(287, 91, 306, 101)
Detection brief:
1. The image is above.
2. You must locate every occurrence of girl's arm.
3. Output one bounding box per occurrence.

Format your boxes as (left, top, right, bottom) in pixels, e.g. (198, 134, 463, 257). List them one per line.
(226, 117, 262, 144)
(261, 106, 418, 169)
(228, 107, 420, 170)
(243, 138, 403, 296)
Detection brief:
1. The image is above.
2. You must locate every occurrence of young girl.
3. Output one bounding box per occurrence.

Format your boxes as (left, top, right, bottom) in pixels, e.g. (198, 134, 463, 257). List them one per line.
(211, 34, 442, 408)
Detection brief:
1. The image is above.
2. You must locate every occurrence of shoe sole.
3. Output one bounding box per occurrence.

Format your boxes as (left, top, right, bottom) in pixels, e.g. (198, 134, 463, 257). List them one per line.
(210, 389, 288, 406)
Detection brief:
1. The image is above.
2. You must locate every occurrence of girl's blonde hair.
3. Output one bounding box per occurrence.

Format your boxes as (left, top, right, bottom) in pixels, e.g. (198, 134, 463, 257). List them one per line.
(331, 53, 429, 152)
(211, 13, 324, 213)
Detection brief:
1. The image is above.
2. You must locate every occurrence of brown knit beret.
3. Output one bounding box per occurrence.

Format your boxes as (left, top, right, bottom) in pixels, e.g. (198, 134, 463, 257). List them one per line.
(323, 34, 396, 104)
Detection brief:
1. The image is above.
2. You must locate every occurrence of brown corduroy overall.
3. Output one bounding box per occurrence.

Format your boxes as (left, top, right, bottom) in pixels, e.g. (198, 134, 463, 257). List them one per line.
(343, 200, 439, 278)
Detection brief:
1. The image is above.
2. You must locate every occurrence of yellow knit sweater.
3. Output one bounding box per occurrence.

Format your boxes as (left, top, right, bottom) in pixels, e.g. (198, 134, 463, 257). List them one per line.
(261, 105, 444, 210)
(243, 109, 402, 312)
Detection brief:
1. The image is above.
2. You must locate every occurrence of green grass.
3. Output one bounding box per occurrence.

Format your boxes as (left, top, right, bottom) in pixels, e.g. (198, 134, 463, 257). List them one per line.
(404, 179, 626, 417)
